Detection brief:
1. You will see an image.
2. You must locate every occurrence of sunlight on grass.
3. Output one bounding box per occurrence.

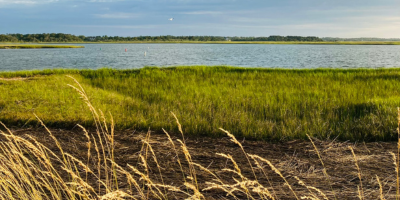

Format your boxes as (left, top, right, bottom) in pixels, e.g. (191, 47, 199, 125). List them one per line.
(1, 66, 400, 141)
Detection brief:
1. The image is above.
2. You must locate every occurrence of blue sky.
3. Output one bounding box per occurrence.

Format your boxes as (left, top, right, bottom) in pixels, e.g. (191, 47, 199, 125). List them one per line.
(0, 0, 399, 38)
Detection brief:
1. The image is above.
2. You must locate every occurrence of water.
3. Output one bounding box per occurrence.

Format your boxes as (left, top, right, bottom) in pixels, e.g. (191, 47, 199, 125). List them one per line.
(1, 44, 400, 71)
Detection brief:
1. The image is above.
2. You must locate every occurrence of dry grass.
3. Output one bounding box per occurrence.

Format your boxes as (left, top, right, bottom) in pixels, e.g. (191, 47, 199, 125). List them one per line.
(1, 78, 400, 199)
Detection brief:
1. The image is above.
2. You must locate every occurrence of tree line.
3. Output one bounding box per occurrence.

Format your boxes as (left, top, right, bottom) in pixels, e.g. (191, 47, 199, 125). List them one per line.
(0, 33, 323, 42)
(322, 37, 400, 42)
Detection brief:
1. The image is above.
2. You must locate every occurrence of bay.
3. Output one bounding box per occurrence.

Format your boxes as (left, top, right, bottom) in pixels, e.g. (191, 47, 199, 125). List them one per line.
(1, 43, 400, 71)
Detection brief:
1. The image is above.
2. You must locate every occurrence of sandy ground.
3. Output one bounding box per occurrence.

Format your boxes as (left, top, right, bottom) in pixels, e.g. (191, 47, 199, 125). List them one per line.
(5, 128, 399, 200)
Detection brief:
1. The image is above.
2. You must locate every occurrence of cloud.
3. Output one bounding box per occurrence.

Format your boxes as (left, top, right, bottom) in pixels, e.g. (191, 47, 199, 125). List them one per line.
(70, 24, 159, 29)
(94, 12, 140, 19)
(181, 11, 222, 15)
(88, 0, 125, 2)
(0, 0, 58, 5)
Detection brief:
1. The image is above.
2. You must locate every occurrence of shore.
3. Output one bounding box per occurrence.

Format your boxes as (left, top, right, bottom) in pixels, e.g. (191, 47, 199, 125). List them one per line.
(3, 41, 400, 45)
(0, 44, 84, 49)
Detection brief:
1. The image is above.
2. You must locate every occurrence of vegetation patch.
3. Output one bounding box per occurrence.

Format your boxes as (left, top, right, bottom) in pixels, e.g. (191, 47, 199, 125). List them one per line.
(1, 66, 400, 141)
(1, 69, 400, 199)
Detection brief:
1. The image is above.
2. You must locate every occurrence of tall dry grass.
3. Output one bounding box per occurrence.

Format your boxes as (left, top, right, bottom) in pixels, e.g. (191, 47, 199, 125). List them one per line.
(0, 77, 399, 199)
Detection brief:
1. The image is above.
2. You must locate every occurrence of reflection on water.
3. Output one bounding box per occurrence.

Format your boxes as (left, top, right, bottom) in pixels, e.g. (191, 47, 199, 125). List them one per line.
(0, 44, 400, 71)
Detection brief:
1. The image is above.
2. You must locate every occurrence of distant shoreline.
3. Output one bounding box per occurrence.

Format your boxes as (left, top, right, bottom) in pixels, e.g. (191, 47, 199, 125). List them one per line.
(2, 41, 400, 45)
(0, 44, 84, 49)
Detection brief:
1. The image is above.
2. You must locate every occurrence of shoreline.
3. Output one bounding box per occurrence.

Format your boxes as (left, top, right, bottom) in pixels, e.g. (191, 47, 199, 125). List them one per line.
(2, 41, 400, 45)
(0, 44, 84, 49)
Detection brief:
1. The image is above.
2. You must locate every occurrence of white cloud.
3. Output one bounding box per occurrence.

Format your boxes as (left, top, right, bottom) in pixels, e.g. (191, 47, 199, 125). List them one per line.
(94, 12, 140, 19)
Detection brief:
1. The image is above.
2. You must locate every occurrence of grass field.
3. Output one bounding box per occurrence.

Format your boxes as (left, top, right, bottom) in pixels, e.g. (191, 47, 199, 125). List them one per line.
(1, 66, 400, 141)
(2, 66, 400, 199)
(0, 44, 84, 49)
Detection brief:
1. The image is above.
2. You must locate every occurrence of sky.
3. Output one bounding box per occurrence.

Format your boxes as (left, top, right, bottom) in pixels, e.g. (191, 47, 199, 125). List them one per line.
(0, 0, 399, 38)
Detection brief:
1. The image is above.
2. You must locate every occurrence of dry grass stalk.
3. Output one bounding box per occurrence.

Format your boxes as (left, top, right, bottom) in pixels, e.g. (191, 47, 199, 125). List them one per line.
(217, 153, 242, 178)
(100, 190, 135, 200)
(127, 164, 163, 200)
(306, 134, 337, 200)
(108, 159, 145, 199)
(295, 176, 317, 198)
(203, 181, 241, 200)
(217, 156, 258, 199)
(376, 175, 386, 200)
(231, 178, 257, 200)
(248, 154, 299, 200)
(109, 112, 118, 191)
(391, 151, 399, 200)
(184, 182, 205, 200)
(171, 112, 185, 142)
(251, 154, 277, 199)
(67, 75, 112, 192)
(191, 162, 223, 184)
(349, 146, 364, 200)
(141, 140, 166, 190)
(77, 124, 92, 182)
(152, 183, 192, 196)
(178, 139, 199, 190)
(219, 128, 257, 180)
(357, 186, 362, 200)
(92, 133, 102, 193)
(34, 114, 69, 166)
(251, 185, 274, 200)
(295, 176, 328, 200)
(300, 196, 320, 200)
(163, 128, 187, 183)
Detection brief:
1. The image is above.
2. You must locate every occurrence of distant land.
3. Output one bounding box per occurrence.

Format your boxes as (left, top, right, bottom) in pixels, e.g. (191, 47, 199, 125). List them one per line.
(0, 33, 323, 42)
(322, 37, 400, 41)
(0, 44, 84, 49)
(1, 33, 399, 44)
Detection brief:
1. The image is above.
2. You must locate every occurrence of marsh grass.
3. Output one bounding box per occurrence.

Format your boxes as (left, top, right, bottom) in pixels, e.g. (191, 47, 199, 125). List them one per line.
(0, 77, 400, 199)
(1, 66, 400, 141)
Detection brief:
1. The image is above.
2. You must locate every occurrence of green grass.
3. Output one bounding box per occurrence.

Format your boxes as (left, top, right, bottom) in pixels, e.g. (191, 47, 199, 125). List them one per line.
(0, 44, 84, 49)
(1, 66, 400, 141)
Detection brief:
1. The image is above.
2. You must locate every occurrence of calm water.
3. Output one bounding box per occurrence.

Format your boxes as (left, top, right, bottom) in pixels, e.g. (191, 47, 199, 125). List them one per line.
(1, 44, 400, 71)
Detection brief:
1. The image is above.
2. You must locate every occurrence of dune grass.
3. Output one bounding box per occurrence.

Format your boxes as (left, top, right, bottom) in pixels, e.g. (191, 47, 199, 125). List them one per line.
(0, 44, 84, 49)
(1, 66, 400, 141)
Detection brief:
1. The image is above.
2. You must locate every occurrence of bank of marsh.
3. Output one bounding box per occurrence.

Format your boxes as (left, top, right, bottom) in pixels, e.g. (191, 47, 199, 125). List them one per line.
(0, 44, 84, 49)
(1, 66, 400, 141)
